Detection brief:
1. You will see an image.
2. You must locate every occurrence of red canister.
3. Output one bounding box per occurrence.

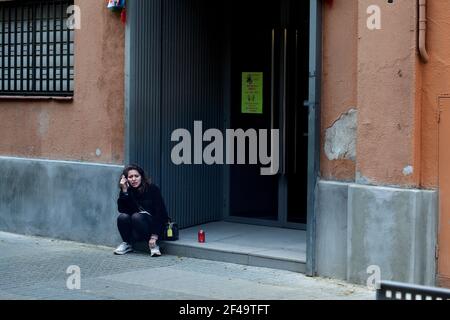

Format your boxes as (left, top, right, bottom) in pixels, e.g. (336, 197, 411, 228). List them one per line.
(198, 230, 205, 243)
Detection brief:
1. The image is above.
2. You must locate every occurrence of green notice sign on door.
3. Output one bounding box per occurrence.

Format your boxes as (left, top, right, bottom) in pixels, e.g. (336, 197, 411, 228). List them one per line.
(242, 72, 263, 114)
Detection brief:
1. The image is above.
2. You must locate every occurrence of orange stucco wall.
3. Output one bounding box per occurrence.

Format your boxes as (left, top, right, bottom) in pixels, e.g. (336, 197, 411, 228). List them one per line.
(419, 0, 450, 287)
(321, 0, 358, 182)
(322, 0, 423, 187)
(420, 0, 450, 189)
(356, 0, 419, 187)
(0, 0, 125, 164)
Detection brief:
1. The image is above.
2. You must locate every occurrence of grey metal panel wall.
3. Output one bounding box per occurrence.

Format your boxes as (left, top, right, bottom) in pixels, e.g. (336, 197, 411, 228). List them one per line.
(161, 0, 224, 228)
(128, 0, 162, 184)
(128, 0, 224, 228)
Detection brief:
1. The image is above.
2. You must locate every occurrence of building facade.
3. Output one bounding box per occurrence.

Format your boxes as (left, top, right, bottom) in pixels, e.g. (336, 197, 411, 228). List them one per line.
(0, 0, 449, 287)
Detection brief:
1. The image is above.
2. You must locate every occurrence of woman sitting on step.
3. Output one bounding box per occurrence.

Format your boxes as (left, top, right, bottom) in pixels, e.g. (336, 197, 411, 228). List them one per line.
(114, 164, 168, 257)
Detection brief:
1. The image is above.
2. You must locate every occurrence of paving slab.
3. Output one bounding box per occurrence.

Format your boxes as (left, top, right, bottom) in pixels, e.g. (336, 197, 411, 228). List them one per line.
(0, 231, 374, 300)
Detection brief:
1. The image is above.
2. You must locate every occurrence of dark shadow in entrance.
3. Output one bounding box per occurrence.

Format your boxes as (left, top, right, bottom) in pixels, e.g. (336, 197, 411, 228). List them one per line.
(226, 0, 310, 226)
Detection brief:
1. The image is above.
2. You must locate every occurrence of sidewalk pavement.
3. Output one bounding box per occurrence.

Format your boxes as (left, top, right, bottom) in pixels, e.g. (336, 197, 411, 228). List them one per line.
(0, 232, 374, 300)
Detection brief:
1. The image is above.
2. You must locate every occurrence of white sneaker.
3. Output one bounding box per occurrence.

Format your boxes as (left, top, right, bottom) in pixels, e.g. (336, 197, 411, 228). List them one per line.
(150, 245, 161, 257)
(114, 242, 133, 255)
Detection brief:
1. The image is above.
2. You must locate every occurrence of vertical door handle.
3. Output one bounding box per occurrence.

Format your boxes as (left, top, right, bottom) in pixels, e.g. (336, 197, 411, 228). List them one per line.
(271, 28, 275, 132)
(293, 28, 299, 175)
(281, 28, 288, 175)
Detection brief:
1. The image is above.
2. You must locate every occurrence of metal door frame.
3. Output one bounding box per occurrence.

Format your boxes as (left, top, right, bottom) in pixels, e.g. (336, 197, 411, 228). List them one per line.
(305, 0, 322, 277)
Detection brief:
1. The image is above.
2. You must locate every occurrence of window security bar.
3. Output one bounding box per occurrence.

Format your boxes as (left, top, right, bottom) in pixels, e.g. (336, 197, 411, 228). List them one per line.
(0, 0, 74, 96)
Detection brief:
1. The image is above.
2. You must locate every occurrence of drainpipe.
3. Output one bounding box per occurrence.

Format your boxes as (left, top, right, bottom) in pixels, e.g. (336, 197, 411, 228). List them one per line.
(418, 0, 429, 63)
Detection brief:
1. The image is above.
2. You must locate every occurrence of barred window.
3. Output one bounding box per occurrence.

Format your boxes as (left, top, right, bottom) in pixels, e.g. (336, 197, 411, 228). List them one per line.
(0, 0, 74, 97)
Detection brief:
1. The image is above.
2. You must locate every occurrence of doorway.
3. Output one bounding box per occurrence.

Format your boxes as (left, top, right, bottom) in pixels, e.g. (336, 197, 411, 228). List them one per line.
(224, 0, 310, 228)
(126, 0, 320, 275)
(126, 0, 315, 231)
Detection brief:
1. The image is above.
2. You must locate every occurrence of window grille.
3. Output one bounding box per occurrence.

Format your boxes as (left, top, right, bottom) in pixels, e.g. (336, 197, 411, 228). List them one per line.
(0, 0, 74, 96)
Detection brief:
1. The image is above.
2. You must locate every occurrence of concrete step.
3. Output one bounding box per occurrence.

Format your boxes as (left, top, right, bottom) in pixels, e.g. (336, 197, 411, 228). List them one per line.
(160, 241, 306, 273)
(135, 222, 307, 273)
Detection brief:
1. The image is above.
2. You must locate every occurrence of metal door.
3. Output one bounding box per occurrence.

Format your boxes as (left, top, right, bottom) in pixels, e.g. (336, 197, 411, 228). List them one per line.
(126, 0, 225, 228)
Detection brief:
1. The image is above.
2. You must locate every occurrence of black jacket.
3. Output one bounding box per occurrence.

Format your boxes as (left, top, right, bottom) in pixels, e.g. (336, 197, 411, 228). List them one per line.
(117, 184, 169, 237)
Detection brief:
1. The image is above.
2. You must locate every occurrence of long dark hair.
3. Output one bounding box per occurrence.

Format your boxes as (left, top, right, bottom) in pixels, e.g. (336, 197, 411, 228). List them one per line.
(121, 164, 152, 193)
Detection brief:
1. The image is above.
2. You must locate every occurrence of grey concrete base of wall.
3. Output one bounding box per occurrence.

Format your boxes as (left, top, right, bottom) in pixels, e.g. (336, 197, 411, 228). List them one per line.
(316, 181, 349, 280)
(316, 180, 438, 287)
(0, 157, 124, 247)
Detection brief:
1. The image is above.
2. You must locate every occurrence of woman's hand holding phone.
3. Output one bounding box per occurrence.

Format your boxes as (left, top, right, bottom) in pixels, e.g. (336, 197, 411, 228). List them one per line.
(120, 175, 129, 192)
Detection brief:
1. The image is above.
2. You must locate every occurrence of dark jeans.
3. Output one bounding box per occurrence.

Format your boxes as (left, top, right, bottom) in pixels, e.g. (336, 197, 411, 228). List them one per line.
(117, 213, 153, 244)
